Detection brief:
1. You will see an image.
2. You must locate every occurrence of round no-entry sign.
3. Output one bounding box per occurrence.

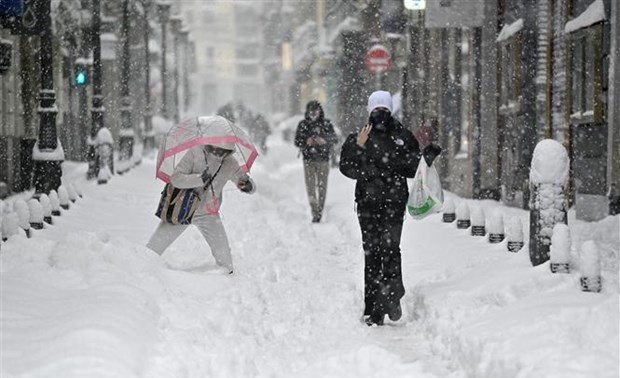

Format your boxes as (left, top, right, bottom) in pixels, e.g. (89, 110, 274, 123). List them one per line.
(365, 44, 391, 73)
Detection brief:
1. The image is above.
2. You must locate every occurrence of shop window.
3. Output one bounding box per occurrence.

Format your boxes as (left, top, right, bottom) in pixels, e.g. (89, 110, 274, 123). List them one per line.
(569, 24, 604, 123)
(498, 36, 521, 114)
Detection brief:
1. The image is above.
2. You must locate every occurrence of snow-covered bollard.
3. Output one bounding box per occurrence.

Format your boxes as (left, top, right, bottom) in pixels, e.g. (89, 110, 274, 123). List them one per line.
(1, 212, 19, 242)
(456, 202, 470, 229)
(66, 183, 78, 203)
(470, 205, 486, 236)
(529, 139, 569, 266)
(73, 182, 83, 198)
(487, 210, 505, 243)
(550, 224, 570, 273)
(98, 164, 112, 185)
(28, 199, 44, 230)
(580, 241, 602, 292)
(442, 198, 456, 223)
(49, 190, 61, 216)
(39, 194, 53, 224)
(14, 200, 31, 237)
(506, 218, 524, 253)
(58, 186, 70, 210)
(96, 127, 114, 183)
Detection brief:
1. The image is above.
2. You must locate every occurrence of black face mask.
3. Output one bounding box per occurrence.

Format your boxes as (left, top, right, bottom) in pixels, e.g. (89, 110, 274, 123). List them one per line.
(369, 111, 391, 131)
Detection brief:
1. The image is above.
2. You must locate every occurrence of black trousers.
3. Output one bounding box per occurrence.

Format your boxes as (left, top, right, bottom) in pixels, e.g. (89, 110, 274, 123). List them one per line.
(357, 201, 406, 318)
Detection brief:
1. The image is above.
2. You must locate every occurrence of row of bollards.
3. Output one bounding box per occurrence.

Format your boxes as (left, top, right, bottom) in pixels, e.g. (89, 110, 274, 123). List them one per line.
(443, 198, 525, 252)
(0, 182, 83, 245)
(441, 198, 602, 293)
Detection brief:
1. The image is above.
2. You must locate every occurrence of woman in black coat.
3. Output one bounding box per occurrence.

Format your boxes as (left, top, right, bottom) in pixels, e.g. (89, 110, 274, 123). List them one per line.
(339, 91, 440, 326)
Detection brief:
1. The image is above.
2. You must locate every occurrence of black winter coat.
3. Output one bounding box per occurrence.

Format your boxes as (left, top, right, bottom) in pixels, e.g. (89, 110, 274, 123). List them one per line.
(294, 117, 337, 162)
(339, 118, 421, 207)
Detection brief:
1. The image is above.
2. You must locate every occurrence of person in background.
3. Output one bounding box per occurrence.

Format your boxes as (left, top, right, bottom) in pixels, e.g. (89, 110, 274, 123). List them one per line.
(339, 90, 441, 326)
(252, 113, 271, 154)
(294, 101, 337, 223)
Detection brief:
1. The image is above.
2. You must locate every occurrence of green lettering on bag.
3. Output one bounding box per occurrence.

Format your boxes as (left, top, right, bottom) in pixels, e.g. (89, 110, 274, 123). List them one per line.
(407, 196, 437, 216)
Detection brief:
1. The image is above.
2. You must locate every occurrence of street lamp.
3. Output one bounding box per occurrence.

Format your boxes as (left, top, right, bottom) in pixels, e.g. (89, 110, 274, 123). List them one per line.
(118, 0, 134, 165)
(156, 1, 171, 120)
(32, 0, 63, 195)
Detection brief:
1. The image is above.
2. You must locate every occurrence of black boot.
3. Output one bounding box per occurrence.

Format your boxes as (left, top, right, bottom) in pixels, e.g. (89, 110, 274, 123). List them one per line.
(387, 301, 402, 322)
(365, 311, 384, 326)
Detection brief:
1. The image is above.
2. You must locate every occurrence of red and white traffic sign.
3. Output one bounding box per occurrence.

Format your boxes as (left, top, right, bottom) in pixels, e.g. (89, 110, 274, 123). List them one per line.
(365, 44, 392, 74)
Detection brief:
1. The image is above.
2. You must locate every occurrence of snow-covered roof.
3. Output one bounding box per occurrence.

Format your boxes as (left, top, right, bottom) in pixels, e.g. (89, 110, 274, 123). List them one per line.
(496, 18, 523, 42)
(564, 0, 606, 34)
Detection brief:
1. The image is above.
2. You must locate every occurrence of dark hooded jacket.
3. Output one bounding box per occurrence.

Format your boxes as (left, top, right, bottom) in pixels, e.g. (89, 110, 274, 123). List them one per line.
(339, 116, 421, 207)
(294, 101, 337, 162)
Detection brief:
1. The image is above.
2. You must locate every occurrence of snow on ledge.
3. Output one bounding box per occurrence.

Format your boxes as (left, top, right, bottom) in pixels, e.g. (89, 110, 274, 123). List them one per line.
(565, 0, 606, 34)
(497, 18, 523, 42)
(32, 140, 65, 161)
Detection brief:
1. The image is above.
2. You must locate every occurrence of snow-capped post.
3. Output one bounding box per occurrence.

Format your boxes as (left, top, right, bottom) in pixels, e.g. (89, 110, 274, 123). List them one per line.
(506, 218, 524, 252)
(470, 205, 486, 236)
(58, 186, 70, 210)
(488, 210, 505, 243)
(73, 182, 83, 198)
(442, 198, 456, 222)
(580, 241, 602, 292)
(550, 224, 571, 273)
(27, 199, 44, 230)
(1, 212, 19, 242)
(14, 200, 31, 237)
(456, 202, 470, 229)
(96, 127, 114, 184)
(66, 184, 78, 203)
(529, 140, 569, 266)
(49, 190, 61, 216)
(39, 194, 53, 224)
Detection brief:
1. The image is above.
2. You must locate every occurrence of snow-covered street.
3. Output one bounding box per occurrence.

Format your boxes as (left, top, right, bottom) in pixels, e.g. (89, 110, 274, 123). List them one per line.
(1, 134, 618, 378)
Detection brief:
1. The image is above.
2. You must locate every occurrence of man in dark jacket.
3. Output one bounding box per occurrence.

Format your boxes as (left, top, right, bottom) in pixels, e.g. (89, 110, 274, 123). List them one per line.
(339, 90, 441, 326)
(295, 101, 337, 223)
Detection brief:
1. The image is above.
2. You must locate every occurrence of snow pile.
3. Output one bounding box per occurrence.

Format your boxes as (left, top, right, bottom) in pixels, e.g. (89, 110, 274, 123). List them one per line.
(1, 233, 161, 377)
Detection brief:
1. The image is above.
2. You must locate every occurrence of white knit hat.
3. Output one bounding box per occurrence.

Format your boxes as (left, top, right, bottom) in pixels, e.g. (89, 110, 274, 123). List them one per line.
(367, 90, 393, 114)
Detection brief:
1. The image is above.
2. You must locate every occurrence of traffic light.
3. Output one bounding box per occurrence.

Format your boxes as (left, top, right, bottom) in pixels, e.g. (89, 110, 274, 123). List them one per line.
(74, 63, 88, 86)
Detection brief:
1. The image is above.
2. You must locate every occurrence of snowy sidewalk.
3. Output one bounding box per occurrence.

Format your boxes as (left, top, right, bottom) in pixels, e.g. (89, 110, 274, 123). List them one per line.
(1, 137, 618, 377)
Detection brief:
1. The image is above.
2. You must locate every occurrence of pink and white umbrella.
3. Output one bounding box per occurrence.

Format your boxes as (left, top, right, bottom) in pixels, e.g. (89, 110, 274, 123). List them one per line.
(156, 116, 259, 183)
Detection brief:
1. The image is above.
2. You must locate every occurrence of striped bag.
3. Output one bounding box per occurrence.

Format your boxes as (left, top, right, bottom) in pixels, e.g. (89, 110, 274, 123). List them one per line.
(155, 184, 200, 225)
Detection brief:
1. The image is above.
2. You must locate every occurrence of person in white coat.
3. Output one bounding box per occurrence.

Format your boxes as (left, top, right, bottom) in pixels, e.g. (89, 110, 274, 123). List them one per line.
(147, 142, 256, 274)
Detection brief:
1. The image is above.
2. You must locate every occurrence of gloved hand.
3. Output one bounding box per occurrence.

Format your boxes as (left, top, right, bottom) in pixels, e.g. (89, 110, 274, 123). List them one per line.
(201, 167, 213, 184)
(423, 143, 442, 167)
(238, 176, 254, 193)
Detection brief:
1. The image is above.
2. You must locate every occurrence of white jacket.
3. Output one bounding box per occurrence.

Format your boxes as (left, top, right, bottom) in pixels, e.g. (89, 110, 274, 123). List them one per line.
(170, 146, 255, 215)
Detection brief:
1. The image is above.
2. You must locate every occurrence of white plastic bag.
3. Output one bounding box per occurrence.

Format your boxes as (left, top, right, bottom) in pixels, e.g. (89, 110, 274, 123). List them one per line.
(407, 162, 444, 219)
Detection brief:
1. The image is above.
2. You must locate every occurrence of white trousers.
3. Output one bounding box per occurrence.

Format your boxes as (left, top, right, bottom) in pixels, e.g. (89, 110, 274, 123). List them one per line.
(146, 213, 233, 272)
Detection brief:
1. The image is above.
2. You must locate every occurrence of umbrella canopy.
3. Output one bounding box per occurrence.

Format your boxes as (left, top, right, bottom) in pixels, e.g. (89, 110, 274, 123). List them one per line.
(156, 116, 259, 183)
